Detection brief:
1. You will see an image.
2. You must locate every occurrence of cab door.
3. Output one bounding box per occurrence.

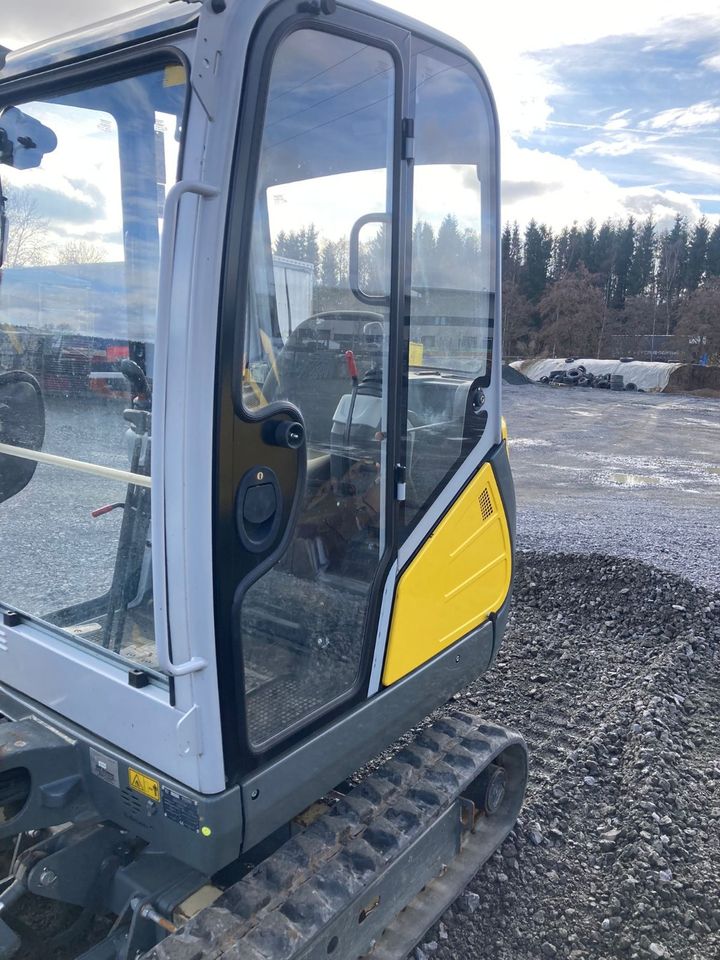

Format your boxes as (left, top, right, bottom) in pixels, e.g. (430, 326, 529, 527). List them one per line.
(214, 4, 409, 758)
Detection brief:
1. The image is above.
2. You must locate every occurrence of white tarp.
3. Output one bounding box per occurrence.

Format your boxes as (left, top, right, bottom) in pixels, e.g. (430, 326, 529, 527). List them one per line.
(510, 358, 683, 393)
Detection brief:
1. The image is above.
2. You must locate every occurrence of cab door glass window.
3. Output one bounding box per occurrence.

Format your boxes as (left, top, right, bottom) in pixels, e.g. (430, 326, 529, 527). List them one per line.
(0, 64, 186, 674)
(403, 47, 496, 534)
(237, 28, 395, 748)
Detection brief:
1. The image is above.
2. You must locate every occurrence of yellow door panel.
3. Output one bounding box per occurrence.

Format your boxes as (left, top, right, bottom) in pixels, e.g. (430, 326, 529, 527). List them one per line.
(382, 462, 511, 686)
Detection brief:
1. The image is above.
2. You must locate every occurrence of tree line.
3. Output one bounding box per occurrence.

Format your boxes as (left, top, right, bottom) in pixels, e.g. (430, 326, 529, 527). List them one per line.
(503, 215, 720, 361)
(275, 215, 486, 316)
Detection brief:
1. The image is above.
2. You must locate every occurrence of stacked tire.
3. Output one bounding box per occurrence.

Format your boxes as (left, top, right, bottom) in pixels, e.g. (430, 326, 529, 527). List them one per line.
(536, 366, 642, 393)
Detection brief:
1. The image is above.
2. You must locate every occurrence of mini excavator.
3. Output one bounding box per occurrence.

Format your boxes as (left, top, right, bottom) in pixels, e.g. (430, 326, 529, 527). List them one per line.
(0, 1, 526, 957)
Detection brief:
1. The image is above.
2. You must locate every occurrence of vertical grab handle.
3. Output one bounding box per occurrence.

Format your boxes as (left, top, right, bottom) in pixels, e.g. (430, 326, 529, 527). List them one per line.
(349, 212, 391, 307)
(154, 181, 219, 678)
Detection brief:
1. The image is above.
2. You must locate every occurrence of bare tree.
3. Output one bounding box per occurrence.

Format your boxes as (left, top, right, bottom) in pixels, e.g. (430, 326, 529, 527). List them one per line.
(57, 239, 106, 265)
(1, 184, 51, 267)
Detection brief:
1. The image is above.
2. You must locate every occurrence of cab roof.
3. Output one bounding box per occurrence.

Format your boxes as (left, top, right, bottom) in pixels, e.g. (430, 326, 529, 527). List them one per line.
(0, 1, 199, 82)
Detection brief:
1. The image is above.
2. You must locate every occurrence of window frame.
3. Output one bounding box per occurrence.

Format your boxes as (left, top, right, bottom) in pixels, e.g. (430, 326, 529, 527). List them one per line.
(397, 36, 499, 541)
(406, 38, 497, 390)
(0, 32, 231, 794)
(0, 43, 192, 685)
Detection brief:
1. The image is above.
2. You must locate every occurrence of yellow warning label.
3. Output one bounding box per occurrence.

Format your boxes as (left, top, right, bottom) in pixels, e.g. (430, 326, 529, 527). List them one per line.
(128, 768, 160, 802)
(409, 341, 424, 367)
(163, 65, 187, 88)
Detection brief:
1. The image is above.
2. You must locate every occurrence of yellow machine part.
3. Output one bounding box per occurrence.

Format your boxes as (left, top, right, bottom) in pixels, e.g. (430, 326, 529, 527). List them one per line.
(382, 461, 512, 686)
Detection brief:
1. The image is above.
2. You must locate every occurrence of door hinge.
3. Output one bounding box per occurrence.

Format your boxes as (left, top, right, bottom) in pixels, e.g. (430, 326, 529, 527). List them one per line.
(395, 463, 407, 502)
(402, 118, 415, 162)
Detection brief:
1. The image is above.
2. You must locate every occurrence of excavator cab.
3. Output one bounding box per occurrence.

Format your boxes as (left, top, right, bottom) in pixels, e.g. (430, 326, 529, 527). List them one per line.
(0, 2, 526, 958)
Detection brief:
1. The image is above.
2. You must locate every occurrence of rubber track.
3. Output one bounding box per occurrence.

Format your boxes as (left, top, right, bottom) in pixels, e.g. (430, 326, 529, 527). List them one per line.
(145, 713, 523, 960)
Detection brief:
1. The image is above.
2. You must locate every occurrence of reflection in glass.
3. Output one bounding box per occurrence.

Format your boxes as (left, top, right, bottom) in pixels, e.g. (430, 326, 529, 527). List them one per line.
(402, 47, 496, 535)
(0, 65, 186, 674)
(238, 29, 395, 748)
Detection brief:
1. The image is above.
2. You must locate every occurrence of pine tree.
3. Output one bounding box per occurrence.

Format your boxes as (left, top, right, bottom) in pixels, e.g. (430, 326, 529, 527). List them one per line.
(501, 221, 521, 284)
(274, 230, 290, 258)
(554, 228, 569, 280)
(510, 223, 522, 276)
(581, 219, 597, 274)
(566, 223, 582, 274)
(627, 217, 655, 298)
(522, 220, 552, 302)
(502, 223, 512, 277)
(611, 217, 636, 309)
(686, 216, 709, 292)
(302, 224, 320, 266)
(658, 215, 688, 333)
(707, 223, 720, 278)
(319, 241, 340, 290)
(436, 214, 465, 289)
(595, 220, 616, 305)
(412, 221, 436, 290)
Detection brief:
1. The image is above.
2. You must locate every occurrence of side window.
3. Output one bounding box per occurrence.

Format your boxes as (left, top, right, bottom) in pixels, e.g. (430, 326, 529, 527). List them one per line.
(0, 65, 186, 672)
(403, 45, 496, 534)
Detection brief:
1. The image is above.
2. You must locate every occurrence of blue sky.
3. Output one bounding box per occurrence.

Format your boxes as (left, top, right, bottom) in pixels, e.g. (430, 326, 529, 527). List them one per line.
(390, 0, 720, 231)
(3, 0, 720, 231)
(527, 23, 720, 221)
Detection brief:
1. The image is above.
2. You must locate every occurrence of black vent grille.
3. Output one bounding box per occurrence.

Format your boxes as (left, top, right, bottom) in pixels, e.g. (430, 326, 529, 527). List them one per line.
(121, 788, 143, 817)
(479, 487, 494, 521)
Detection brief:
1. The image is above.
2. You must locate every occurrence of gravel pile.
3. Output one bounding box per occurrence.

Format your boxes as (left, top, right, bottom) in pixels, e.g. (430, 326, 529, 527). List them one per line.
(515, 508, 720, 593)
(416, 551, 720, 960)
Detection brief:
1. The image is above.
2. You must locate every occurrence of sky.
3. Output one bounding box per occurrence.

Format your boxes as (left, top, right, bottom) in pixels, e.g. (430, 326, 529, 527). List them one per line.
(2, 0, 720, 233)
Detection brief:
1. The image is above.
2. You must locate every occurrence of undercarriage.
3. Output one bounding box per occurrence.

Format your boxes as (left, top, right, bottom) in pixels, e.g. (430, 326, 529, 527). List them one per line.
(0, 710, 526, 960)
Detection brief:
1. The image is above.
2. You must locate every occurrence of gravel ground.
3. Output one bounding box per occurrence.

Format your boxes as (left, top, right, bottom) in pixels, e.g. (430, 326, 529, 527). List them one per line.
(409, 386, 720, 960)
(0, 397, 127, 613)
(413, 551, 720, 960)
(504, 385, 720, 589)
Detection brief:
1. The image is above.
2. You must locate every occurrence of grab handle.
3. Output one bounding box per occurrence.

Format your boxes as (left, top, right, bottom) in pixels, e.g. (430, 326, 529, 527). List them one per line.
(154, 181, 219, 678)
(349, 212, 391, 306)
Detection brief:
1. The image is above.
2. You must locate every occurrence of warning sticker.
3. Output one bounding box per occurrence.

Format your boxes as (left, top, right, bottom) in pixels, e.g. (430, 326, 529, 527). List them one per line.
(128, 768, 160, 802)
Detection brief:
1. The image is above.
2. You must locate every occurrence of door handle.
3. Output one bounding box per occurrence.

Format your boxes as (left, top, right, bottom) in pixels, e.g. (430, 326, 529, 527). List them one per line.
(349, 212, 391, 306)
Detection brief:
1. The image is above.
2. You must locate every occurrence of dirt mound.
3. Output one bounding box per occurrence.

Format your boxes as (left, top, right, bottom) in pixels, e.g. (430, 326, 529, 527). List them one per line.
(417, 552, 720, 960)
(502, 364, 532, 385)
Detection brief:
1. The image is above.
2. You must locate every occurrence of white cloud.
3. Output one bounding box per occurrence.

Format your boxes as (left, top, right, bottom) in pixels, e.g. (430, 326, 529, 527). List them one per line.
(501, 139, 710, 230)
(655, 153, 720, 182)
(385, 0, 720, 58)
(642, 101, 720, 131)
(702, 53, 720, 71)
(574, 134, 646, 158)
(604, 111, 632, 131)
(491, 57, 559, 139)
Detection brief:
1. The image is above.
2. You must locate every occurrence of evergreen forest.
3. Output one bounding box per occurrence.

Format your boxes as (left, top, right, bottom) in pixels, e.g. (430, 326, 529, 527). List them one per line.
(274, 212, 720, 363)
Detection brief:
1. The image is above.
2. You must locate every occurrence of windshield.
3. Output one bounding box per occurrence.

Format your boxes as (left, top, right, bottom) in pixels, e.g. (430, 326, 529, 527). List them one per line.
(0, 62, 186, 676)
